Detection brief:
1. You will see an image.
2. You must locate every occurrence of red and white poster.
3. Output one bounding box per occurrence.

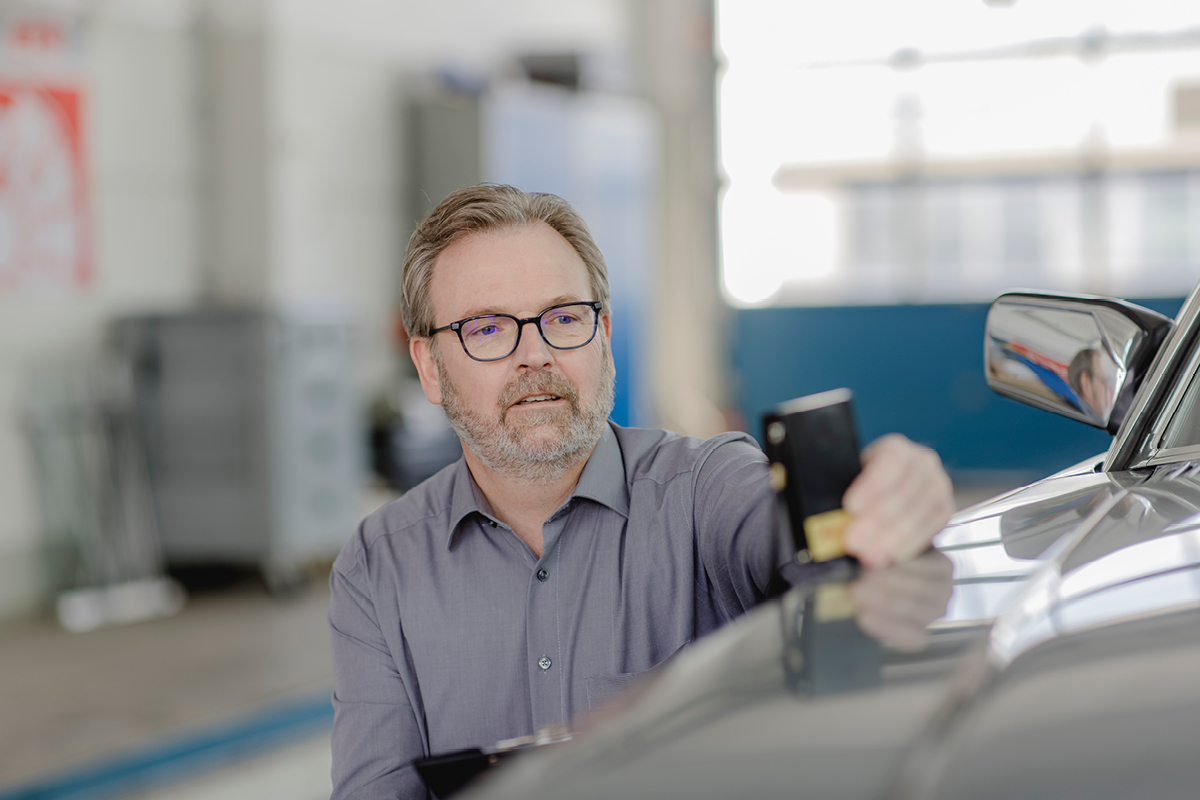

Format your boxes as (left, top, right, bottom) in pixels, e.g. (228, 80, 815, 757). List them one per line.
(0, 15, 89, 293)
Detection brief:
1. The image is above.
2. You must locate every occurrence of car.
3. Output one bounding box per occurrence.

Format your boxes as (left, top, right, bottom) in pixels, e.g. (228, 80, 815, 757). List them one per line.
(446, 282, 1200, 800)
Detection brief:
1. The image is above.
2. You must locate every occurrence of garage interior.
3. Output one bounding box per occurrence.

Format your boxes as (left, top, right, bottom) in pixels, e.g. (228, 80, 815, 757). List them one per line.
(1, 0, 1199, 797)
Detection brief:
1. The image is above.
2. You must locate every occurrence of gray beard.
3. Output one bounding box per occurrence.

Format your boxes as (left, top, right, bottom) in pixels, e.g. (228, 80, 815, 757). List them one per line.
(436, 347, 615, 484)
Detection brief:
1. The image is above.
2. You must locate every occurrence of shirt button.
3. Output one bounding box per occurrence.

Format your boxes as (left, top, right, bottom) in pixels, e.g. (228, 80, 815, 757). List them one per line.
(538, 656, 552, 671)
(536, 568, 549, 582)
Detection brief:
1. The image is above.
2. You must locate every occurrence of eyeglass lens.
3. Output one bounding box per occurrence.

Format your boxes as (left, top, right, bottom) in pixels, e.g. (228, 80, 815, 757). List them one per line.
(459, 304, 597, 360)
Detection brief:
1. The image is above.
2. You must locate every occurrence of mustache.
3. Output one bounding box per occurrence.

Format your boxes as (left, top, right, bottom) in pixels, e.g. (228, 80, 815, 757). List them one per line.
(498, 371, 580, 416)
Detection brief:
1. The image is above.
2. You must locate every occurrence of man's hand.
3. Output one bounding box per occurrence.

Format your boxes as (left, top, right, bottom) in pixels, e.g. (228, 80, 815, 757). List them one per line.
(841, 434, 955, 569)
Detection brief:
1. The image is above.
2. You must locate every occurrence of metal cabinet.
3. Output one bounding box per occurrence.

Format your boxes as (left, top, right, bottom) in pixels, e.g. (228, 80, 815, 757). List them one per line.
(111, 308, 361, 589)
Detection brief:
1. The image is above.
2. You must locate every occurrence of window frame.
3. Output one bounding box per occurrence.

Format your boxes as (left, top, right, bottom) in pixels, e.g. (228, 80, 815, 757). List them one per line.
(1108, 278, 1200, 472)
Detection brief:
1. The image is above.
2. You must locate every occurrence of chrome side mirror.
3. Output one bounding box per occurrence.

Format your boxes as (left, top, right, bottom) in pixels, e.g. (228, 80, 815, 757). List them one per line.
(985, 292, 1173, 433)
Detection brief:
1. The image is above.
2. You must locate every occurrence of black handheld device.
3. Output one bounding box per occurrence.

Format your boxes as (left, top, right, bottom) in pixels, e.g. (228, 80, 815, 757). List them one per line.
(762, 388, 862, 563)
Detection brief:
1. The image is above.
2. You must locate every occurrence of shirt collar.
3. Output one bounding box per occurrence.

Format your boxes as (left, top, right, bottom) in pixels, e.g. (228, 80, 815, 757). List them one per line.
(447, 458, 496, 549)
(570, 422, 630, 519)
(444, 422, 630, 550)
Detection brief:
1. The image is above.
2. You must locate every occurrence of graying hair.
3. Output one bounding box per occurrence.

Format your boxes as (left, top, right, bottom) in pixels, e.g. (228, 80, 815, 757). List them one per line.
(400, 184, 610, 338)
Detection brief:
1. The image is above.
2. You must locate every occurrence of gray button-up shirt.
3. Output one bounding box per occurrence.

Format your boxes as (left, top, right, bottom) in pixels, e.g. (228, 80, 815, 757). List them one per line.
(329, 423, 787, 799)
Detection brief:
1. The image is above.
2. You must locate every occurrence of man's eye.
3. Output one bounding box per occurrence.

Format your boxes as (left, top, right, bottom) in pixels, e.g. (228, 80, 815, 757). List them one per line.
(464, 319, 504, 338)
(548, 312, 582, 326)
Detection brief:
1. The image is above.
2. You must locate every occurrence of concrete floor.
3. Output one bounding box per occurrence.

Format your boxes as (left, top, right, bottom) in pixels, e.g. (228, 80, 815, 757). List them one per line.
(0, 571, 335, 797)
(123, 735, 332, 800)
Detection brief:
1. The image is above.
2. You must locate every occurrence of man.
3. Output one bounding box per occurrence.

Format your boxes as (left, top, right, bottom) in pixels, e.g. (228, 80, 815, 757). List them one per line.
(1068, 347, 1115, 422)
(329, 184, 955, 798)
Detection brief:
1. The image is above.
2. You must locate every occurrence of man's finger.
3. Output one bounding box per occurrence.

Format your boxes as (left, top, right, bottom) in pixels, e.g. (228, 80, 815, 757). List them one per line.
(842, 434, 913, 512)
(848, 483, 954, 566)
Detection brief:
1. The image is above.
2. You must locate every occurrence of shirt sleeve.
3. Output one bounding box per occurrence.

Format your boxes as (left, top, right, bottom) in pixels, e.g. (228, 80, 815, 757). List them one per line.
(329, 556, 429, 800)
(692, 435, 792, 619)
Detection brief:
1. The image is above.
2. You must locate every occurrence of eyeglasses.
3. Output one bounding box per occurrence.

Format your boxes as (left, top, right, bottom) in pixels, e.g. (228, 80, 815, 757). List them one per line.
(429, 301, 603, 362)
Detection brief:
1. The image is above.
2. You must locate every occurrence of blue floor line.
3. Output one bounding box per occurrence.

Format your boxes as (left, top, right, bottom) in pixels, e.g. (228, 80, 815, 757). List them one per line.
(1, 690, 334, 800)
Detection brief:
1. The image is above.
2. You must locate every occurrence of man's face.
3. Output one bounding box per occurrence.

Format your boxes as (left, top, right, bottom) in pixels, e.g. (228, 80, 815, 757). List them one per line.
(410, 222, 615, 482)
(1081, 350, 1115, 421)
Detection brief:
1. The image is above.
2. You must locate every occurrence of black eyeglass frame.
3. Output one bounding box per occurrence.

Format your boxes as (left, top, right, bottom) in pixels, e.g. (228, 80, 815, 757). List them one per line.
(428, 300, 604, 362)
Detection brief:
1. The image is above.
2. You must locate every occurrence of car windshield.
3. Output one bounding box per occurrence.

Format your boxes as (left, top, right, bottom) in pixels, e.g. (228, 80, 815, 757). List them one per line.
(1160, 361, 1200, 450)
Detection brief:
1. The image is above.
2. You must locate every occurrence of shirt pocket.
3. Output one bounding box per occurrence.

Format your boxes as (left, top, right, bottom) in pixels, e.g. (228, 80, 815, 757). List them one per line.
(584, 638, 692, 711)
(585, 669, 654, 710)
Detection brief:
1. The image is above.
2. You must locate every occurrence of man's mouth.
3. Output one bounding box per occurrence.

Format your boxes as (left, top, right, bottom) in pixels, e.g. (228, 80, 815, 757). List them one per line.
(498, 373, 578, 419)
(514, 394, 562, 405)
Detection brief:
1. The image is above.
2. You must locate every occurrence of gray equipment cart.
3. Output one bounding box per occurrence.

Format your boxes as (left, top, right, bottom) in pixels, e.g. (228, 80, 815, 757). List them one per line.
(110, 307, 362, 592)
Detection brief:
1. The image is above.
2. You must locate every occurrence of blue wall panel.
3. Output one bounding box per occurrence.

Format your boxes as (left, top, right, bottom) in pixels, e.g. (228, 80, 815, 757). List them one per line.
(732, 297, 1185, 480)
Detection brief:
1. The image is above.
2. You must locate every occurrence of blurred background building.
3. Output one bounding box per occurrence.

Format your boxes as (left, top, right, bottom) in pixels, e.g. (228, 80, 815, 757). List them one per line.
(0, 0, 1198, 797)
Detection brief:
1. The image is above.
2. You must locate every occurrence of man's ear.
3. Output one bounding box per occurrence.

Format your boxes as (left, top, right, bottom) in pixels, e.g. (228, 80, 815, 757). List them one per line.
(601, 312, 615, 369)
(409, 337, 444, 405)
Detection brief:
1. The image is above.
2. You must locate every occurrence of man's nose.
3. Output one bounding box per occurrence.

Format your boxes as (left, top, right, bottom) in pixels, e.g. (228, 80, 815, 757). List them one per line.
(513, 319, 554, 368)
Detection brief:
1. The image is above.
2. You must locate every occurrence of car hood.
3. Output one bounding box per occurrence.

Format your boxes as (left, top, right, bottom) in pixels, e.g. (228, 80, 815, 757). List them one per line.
(465, 458, 1200, 800)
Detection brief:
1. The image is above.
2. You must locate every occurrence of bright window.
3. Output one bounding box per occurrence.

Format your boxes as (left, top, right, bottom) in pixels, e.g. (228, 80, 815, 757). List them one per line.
(717, 0, 1200, 306)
